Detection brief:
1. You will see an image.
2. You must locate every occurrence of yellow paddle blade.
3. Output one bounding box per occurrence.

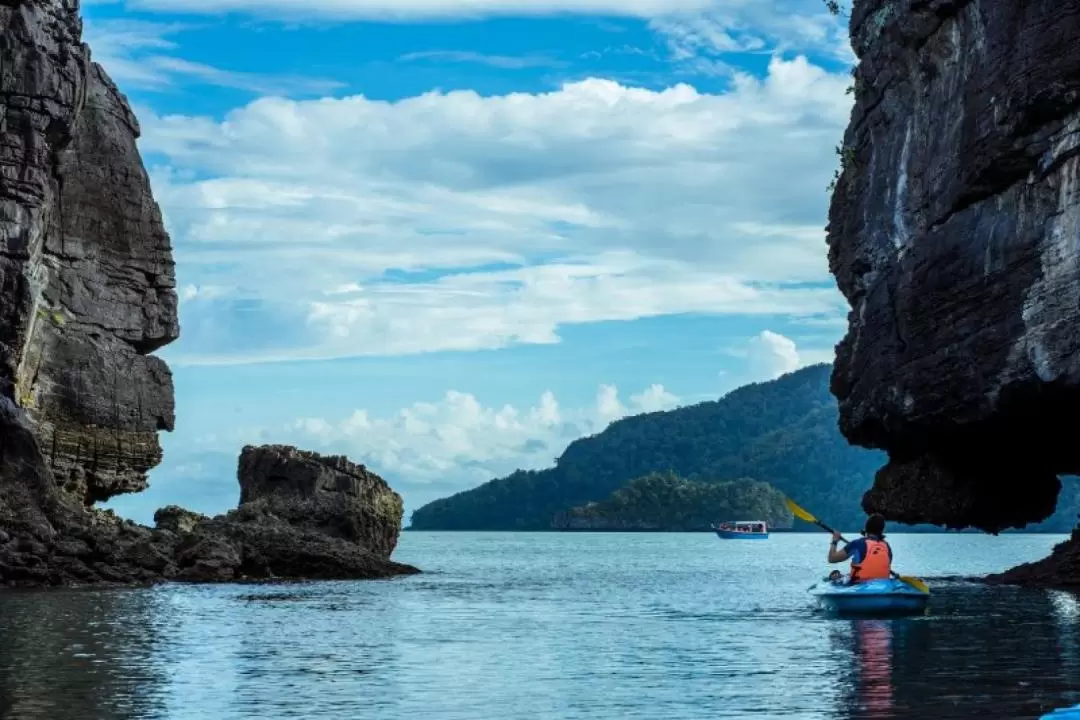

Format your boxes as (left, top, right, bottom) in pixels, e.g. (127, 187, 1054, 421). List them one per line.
(897, 575, 930, 594)
(784, 497, 818, 525)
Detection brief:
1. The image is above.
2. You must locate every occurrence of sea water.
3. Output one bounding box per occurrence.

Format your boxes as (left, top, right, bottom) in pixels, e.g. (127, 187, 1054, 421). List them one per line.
(0, 532, 1078, 719)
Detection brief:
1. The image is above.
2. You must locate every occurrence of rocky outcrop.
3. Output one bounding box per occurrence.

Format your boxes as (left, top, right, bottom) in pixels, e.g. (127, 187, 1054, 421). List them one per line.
(0, 439, 418, 585)
(827, 0, 1080, 582)
(0, 2, 415, 586)
(236, 445, 404, 558)
(987, 528, 1080, 589)
(162, 446, 418, 582)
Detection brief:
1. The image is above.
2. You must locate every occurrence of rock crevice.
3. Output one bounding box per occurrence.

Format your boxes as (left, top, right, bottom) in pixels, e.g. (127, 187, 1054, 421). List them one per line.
(829, 0, 1080, 584)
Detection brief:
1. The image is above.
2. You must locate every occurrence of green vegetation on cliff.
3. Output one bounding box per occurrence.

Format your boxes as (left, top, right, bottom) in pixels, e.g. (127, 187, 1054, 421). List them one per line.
(556, 473, 793, 531)
(410, 364, 884, 531)
(410, 362, 1080, 532)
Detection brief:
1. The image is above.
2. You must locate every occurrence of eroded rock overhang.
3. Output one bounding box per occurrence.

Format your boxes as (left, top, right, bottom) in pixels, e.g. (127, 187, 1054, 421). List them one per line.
(827, 0, 1080, 533)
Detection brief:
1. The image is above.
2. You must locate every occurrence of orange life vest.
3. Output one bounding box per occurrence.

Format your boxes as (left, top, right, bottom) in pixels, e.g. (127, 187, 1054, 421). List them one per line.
(851, 538, 891, 582)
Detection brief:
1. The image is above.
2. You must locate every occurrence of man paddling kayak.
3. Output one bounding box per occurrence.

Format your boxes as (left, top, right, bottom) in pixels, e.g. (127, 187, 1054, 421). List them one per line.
(826, 513, 892, 583)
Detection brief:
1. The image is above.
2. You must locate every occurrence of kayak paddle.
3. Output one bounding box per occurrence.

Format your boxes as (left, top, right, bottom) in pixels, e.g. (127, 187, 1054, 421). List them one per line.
(784, 497, 929, 594)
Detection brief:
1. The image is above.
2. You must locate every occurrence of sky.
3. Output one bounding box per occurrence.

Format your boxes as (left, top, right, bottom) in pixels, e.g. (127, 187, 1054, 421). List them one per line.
(82, 0, 857, 524)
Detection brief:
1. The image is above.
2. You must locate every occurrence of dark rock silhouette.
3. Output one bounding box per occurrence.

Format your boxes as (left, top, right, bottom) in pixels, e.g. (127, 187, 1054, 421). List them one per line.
(827, 0, 1080, 583)
(987, 528, 1080, 589)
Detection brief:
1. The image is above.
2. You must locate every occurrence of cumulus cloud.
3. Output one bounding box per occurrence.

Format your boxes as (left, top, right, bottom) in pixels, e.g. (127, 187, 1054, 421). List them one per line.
(140, 55, 850, 364)
(277, 382, 682, 488)
(107, 380, 684, 521)
(747, 330, 801, 379)
(631, 384, 680, 413)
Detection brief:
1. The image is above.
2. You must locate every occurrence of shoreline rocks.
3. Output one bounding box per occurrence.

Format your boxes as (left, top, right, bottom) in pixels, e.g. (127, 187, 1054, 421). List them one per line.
(985, 529, 1080, 590)
(163, 445, 419, 583)
(0, 440, 420, 587)
(826, 0, 1080, 585)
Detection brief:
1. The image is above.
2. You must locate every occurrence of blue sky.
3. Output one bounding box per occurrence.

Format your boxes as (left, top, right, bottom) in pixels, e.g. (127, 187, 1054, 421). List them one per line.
(82, 0, 856, 523)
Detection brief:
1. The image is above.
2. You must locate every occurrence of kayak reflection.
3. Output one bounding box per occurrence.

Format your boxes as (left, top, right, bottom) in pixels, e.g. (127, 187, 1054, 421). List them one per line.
(831, 620, 895, 719)
(829, 583, 1080, 719)
(856, 620, 894, 717)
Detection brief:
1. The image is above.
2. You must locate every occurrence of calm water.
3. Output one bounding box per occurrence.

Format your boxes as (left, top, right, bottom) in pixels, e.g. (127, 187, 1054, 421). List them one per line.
(1, 532, 1079, 719)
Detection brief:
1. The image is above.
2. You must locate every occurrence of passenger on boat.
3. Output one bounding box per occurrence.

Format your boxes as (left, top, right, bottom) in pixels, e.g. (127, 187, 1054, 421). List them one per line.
(826, 513, 892, 583)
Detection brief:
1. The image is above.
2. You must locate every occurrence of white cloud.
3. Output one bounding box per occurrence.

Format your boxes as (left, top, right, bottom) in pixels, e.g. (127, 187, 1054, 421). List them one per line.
(747, 330, 800, 379)
(398, 50, 565, 69)
(179, 283, 235, 303)
(125, 380, 687, 518)
(649, 2, 854, 67)
(632, 384, 680, 413)
(277, 382, 682, 486)
(83, 18, 343, 95)
(140, 55, 851, 364)
(743, 329, 835, 380)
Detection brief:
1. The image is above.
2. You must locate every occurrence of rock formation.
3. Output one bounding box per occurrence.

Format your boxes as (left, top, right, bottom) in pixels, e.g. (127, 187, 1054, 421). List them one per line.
(0, 1, 415, 586)
(987, 528, 1080, 589)
(161, 446, 417, 582)
(827, 0, 1080, 583)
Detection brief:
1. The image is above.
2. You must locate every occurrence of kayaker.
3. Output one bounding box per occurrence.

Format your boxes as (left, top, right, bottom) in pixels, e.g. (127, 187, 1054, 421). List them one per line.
(826, 513, 892, 583)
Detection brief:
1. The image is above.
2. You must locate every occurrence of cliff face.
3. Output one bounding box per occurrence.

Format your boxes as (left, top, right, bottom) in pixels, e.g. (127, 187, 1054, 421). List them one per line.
(828, 0, 1080, 581)
(0, 1, 415, 586)
(2, 2, 179, 509)
(0, 0, 180, 584)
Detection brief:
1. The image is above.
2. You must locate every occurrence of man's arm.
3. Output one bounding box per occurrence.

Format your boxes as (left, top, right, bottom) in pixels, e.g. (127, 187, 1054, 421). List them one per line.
(827, 532, 850, 563)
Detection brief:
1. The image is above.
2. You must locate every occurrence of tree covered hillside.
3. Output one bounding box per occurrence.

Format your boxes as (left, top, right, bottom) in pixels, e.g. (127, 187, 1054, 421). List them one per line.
(409, 364, 884, 531)
(409, 362, 1080, 533)
(555, 473, 793, 531)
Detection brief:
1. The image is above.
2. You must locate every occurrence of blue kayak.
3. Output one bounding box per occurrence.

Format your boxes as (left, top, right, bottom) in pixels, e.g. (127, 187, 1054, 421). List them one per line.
(1042, 705, 1080, 719)
(808, 577, 929, 615)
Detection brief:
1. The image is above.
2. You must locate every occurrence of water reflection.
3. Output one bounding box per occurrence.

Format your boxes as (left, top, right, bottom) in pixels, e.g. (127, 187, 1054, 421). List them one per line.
(830, 583, 1080, 719)
(0, 589, 170, 719)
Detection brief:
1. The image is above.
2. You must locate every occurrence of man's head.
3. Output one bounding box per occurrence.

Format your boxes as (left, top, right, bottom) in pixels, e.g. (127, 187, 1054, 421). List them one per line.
(864, 513, 886, 537)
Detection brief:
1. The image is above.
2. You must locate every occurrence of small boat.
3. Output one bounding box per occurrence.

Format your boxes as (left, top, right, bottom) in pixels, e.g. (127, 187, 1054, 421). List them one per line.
(808, 576, 929, 615)
(713, 520, 769, 539)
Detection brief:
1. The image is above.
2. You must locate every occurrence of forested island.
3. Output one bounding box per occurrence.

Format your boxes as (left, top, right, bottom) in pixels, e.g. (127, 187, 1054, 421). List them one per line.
(409, 364, 1079, 533)
(554, 473, 793, 531)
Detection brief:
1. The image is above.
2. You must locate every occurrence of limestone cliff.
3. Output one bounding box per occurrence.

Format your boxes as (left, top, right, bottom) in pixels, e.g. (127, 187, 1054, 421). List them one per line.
(827, 0, 1080, 583)
(0, 1, 415, 586)
(2, 1, 178, 509)
(0, 0, 180, 585)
